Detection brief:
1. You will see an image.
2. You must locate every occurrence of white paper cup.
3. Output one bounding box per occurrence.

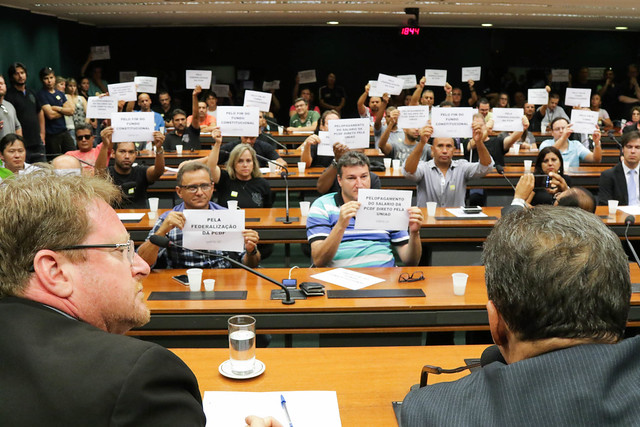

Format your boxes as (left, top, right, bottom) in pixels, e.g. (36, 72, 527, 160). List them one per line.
(227, 200, 238, 210)
(176, 144, 183, 155)
(452, 273, 468, 296)
(523, 160, 532, 173)
(278, 126, 284, 135)
(147, 211, 157, 220)
(228, 315, 256, 375)
(608, 200, 619, 215)
(203, 279, 215, 292)
(392, 159, 401, 169)
(148, 197, 159, 212)
(186, 268, 203, 292)
(268, 162, 278, 173)
(513, 144, 520, 154)
(383, 158, 392, 169)
(300, 201, 311, 217)
(297, 161, 306, 173)
(426, 202, 437, 217)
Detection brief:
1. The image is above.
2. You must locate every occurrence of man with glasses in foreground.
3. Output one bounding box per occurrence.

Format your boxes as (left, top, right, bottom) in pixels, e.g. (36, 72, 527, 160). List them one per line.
(0, 171, 206, 425)
(137, 162, 261, 269)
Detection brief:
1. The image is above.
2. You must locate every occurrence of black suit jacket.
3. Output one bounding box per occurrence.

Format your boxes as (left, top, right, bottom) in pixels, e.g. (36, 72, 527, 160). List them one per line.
(0, 297, 206, 426)
(401, 336, 640, 426)
(598, 163, 629, 206)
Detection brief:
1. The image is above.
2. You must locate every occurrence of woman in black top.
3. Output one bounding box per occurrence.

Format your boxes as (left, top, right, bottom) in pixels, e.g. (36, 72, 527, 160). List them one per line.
(528, 146, 571, 205)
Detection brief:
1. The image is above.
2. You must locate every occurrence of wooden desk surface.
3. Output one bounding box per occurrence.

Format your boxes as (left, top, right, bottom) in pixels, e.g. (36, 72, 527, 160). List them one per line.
(171, 345, 488, 426)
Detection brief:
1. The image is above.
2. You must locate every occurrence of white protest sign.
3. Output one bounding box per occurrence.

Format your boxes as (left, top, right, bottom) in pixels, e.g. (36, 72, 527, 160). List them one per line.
(328, 118, 370, 150)
(588, 67, 605, 81)
(425, 69, 447, 87)
(570, 109, 599, 134)
(211, 84, 230, 98)
(262, 80, 280, 91)
(377, 73, 404, 95)
(182, 209, 245, 252)
(90, 45, 110, 60)
(431, 107, 474, 138)
(243, 90, 272, 112)
(355, 189, 412, 231)
(86, 96, 118, 119)
(111, 112, 155, 142)
(298, 69, 317, 84)
(186, 70, 212, 89)
(492, 108, 524, 132)
(397, 74, 417, 90)
(397, 106, 430, 129)
(552, 69, 569, 82)
(367, 80, 383, 97)
(119, 71, 137, 83)
(134, 76, 157, 94)
(527, 88, 549, 105)
(461, 66, 481, 81)
(317, 131, 336, 156)
(565, 88, 591, 107)
(217, 106, 259, 137)
(107, 82, 137, 102)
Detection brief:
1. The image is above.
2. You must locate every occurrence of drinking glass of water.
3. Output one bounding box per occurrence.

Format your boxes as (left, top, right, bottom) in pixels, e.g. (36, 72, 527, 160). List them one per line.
(228, 315, 256, 375)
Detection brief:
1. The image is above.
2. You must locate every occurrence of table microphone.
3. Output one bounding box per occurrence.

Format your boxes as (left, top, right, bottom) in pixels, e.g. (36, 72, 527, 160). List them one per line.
(624, 215, 640, 270)
(261, 131, 289, 154)
(148, 234, 295, 304)
(252, 152, 298, 224)
(495, 164, 517, 192)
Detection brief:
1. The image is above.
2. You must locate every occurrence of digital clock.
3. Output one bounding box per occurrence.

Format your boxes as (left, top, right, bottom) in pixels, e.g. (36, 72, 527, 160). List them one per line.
(400, 27, 420, 36)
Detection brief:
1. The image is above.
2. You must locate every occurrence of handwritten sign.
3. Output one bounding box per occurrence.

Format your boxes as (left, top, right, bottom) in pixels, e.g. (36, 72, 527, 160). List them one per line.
(431, 107, 474, 138)
(328, 118, 370, 150)
(492, 108, 524, 132)
(397, 106, 430, 129)
(298, 69, 317, 84)
(316, 131, 335, 156)
(86, 96, 118, 119)
(355, 189, 412, 230)
(211, 84, 230, 98)
(243, 90, 272, 112)
(565, 88, 591, 107)
(397, 74, 417, 90)
(182, 209, 245, 252)
(186, 70, 212, 89)
(461, 66, 481, 81)
(218, 106, 259, 137)
(377, 73, 404, 95)
(107, 82, 137, 102)
(425, 69, 447, 87)
(90, 45, 110, 60)
(552, 69, 569, 83)
(262, 80, 280, 91)
(134, 76, 157, 94)
(527, 88, 549, 105)
(570, 109, 599, 134)
(367, 80, 383, 97)
(111, 112, 155, 142)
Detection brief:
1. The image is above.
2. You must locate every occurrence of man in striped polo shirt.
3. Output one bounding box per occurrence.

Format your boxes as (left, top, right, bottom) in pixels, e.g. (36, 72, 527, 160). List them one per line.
(306, 151, 424, 268)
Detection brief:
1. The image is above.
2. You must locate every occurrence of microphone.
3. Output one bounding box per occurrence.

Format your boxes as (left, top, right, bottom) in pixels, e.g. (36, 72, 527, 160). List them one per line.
(415, 344, 506, 388)
(261, 131, 289, 154)
(609, 131, 623, 157)
(495, 164, 517, 192)
(253, 152, 298, 224)
(149, 234, 295, 304)
(623, 215, 640, 271)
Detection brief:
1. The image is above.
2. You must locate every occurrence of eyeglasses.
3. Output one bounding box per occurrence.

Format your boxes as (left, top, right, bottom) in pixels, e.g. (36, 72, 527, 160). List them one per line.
(59, 240, 135, 265)
(179, 183, 213, 193)
(399, 271, 425, 283)
(77, 134, 92, 140)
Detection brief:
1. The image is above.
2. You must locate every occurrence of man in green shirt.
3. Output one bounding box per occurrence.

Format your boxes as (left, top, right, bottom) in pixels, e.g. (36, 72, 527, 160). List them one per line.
(287, 97, 320, 132)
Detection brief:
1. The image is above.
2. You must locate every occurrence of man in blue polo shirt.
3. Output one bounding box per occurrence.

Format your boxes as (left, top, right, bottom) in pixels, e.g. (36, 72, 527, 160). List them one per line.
(306, 151, 424, 268)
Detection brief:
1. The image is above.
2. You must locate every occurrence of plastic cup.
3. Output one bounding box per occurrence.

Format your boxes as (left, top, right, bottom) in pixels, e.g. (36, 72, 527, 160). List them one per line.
(608, 200, 619, 215)
(452, 273, 468, 296)
(148, 211, 157, 220)
(392, 159, 401, 169)
(148, 197, 159, 212)
(278, 126, 284, 135)
(269, 162, 278, 173)
(227, 200, 238, 210)
(512, 144, 520, 154)
(203, 279, 215, 292)
(297, 161, 306, 173)
(300, 201, 311, 217)
(426, 202, 437, 217)
(383, 158, 392, 169)
(523, 160, 532, 173)
(186, 268, 203, 292)
(228, 315, 256, 375)
(176, 144, 183, 155)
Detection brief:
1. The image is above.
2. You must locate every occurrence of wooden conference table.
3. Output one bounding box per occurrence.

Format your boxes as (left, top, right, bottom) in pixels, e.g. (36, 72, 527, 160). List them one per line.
(132, 265, 640, 340)
(171, 345, 488, 426)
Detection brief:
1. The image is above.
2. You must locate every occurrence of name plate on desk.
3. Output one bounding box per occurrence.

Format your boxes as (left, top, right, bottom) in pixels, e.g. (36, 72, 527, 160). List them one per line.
(327, 289, 425, 299)
(148, 291, 247, 300)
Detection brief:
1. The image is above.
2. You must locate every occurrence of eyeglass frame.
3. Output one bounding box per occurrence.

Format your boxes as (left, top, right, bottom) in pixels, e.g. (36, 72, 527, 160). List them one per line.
(399, 271, 425, 283)
(178, 182, 214, 193)
(76, 134, 93, 140)
(28, 240, 135, 272)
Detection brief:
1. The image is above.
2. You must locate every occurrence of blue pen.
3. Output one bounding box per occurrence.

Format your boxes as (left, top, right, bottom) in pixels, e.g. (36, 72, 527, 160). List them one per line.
(280, 394, 294, 427)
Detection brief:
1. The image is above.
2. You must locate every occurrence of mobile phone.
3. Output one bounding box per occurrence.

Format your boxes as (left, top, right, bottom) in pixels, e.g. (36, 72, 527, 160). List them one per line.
(462, 206, 482, 214)
(534, 174, 551, 189)
(282, 279, 297, 288)
(172, 274, 189, 286)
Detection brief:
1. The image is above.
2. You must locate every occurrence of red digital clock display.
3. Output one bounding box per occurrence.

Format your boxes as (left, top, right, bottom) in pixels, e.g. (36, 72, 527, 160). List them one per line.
(400, 27, 420, 36)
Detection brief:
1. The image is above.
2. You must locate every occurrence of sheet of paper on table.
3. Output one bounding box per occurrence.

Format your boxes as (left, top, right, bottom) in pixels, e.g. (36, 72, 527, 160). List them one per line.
(203, 390, 342, 427)
(311, 268, 385, 290)
(617, 206, 640, 216)
(446, 208, 489, 218)
(116, 213, 146, 221)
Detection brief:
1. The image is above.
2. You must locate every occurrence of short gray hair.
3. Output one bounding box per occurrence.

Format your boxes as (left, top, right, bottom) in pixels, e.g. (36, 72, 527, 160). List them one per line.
(336, 151, 370, 177)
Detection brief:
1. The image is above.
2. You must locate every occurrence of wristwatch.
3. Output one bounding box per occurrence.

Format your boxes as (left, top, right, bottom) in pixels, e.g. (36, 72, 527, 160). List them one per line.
(331, 160, 338, 169)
